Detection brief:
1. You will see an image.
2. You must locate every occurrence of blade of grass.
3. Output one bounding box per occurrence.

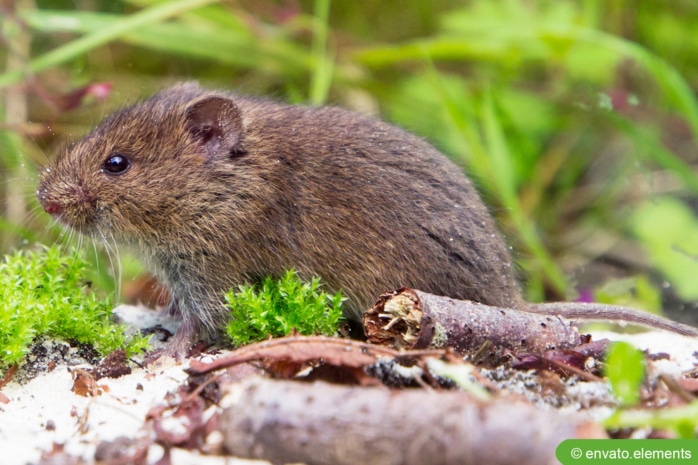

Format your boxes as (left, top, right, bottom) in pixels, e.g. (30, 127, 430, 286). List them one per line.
(22, 8, 250, 41)
(480, 88, 516, 202)
(420, 59, 492, 181)
(20, 9, 304, 73)
(480, 88, 567, 294)
(124, 0, 248, 30)
(309, 0, 333, 105)
(0, 0, 218, 88)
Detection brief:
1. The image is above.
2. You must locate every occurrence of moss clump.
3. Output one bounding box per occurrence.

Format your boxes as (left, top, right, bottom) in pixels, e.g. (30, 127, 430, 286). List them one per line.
(0, 246, 149, 373)
(225, 270, 345, 347)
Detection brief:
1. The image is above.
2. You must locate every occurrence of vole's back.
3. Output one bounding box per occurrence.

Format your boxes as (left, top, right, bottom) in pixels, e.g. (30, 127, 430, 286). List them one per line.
(226, 96, 523, 315)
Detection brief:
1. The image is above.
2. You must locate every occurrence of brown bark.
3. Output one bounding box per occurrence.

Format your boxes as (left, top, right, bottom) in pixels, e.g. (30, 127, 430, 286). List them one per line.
(187, 335, 445, 376)
(364, 289, 587, 365)
(220, 376, 605, 465)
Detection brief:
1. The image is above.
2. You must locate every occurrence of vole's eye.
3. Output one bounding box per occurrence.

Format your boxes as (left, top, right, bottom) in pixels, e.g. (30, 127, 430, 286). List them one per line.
(101, 153, 131, 175)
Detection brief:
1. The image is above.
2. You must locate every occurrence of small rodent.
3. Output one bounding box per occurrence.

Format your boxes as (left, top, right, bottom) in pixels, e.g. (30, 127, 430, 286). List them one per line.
(36, 82, 698, 353)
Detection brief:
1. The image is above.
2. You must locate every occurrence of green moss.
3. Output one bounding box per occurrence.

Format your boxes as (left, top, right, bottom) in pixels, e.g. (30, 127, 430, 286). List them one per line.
(225, 270, 345, 347)
(0, 246, 149, 373)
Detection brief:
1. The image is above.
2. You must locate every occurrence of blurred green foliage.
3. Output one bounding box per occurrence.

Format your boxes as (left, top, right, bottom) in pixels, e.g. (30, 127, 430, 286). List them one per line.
(631, 197, 698, 301)
(605, 400, 698, 439)
(2, 0, 698, 315)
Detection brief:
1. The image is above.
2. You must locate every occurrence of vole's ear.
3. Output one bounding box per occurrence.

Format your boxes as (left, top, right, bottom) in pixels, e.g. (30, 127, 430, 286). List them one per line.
(185, 96, 244, 159)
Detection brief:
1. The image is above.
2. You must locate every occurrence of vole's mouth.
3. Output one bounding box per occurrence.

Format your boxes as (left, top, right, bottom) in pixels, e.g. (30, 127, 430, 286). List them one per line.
(36, 183, 100, 235)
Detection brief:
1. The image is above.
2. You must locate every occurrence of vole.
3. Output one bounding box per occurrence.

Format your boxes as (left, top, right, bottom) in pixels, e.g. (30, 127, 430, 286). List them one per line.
(36, 82, 698, 354)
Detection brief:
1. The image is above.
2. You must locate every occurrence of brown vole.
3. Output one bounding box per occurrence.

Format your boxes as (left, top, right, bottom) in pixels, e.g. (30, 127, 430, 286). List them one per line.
(36, 82, 698, 353)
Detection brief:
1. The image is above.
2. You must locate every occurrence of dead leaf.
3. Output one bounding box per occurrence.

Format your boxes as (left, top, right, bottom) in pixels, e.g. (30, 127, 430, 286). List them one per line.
(71, 369, 102, 397)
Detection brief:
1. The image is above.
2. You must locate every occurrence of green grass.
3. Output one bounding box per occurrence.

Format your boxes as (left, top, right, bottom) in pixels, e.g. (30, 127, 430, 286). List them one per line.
(0, 246, 149, 375)
(225, 270, 345, 347)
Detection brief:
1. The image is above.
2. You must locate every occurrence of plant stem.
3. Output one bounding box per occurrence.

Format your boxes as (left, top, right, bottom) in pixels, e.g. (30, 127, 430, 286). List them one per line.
(1, 0, 34, 251)
(309, 0, 333, 105)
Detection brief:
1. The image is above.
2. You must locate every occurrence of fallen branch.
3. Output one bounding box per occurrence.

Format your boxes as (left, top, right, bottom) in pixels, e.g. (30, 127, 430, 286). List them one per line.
(187, 335, 446, 375)
(220, 376, 606, 465)
(187, 335, 452, 387)
(363, 289, 589, 365)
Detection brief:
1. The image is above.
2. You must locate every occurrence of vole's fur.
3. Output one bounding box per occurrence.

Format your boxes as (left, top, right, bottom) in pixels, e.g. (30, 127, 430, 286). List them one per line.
(37, 83, 697, 353)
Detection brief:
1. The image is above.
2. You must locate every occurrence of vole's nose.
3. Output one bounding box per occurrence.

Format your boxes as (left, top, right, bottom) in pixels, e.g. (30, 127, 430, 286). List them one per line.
(37, 191, 64, 216)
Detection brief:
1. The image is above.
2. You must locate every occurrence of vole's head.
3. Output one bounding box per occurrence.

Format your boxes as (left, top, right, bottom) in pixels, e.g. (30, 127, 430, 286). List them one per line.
(37, 82, 245, 243)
